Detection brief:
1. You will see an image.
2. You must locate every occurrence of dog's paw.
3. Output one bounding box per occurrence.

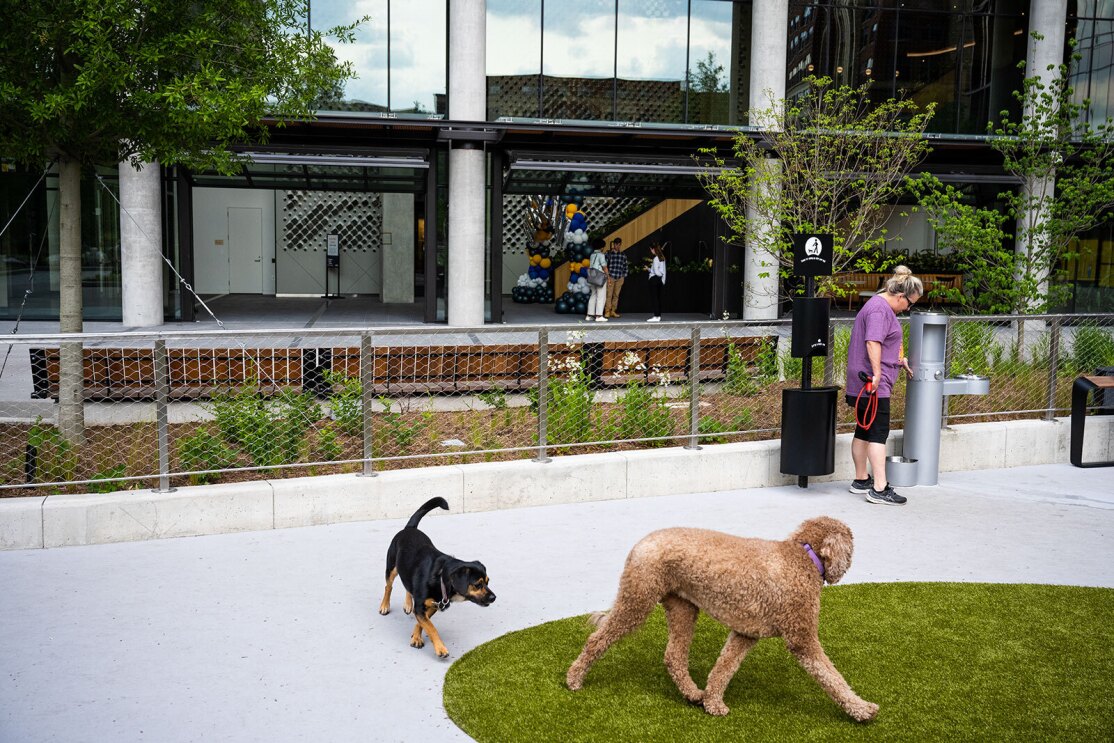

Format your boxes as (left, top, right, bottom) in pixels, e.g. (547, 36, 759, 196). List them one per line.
(435, 647, 450, 659)
(410, 637, 425, 649)
(378, 606, 390, 616)
(703, 699, 730, 717)
(566, 670, 584, 691)
(681, 688, 704, 705)
(849, 700, 879, 722)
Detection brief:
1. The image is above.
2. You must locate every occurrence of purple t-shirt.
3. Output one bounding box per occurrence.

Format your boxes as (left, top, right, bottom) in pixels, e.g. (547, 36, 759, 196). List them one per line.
(845, 294, 902, 398)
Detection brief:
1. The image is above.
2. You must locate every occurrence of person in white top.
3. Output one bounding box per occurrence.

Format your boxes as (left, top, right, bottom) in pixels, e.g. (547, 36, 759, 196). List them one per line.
(646, 241, 667, 322)
(586, 238, 610, 322)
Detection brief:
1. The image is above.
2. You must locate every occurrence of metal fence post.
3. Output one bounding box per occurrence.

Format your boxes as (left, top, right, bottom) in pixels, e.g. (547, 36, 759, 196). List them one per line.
(1045, 316, 1062, 422)
(686, 326, 702, 450)
(359, 331, 377, 477)
(535, 328, 551, 463)
(152, 339, 174, 493)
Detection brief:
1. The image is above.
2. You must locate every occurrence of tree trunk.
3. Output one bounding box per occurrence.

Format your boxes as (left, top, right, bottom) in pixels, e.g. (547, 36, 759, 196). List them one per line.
(57, 158, 85, 445)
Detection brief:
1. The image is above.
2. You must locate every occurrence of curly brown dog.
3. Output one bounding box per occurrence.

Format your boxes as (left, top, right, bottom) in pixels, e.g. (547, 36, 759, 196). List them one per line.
(566, 516, 878, 721)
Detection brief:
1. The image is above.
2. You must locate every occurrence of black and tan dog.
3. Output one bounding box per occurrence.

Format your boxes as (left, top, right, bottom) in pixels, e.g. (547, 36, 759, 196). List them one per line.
(378, 497, 495, 658)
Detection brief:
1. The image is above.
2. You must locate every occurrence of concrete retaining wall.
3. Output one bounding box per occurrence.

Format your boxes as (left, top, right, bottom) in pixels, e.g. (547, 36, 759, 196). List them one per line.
(2, 416, 1110, 550)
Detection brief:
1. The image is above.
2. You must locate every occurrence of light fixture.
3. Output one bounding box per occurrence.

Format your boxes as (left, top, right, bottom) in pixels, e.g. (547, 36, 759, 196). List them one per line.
(836, 65, 844, 73)
(243, 153, 429, 169)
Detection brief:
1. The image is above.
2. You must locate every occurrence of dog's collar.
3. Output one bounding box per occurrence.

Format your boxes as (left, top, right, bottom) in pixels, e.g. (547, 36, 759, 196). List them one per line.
(802, 542, 825, 580)
(438, 574, 452, 612)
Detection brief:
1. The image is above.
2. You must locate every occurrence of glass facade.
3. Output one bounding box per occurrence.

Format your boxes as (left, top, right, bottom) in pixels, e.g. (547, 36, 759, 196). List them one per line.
(1070, 1, 1114, 125)
(486, 0, 749, 124)
(790, 1, 1028, 135)
(0, 165, 123, 320)
(312, 0, 447, 116)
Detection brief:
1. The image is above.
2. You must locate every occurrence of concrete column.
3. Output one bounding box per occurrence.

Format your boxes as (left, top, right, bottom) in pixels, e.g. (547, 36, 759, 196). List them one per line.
(381, 193, 415, 304)
(743, 0, 788, 320)
(1016, 0, 1067, 314)
(1025, 0, 1068, 119)
(119, 161, 164, 327)
(447, 0, 487, 326)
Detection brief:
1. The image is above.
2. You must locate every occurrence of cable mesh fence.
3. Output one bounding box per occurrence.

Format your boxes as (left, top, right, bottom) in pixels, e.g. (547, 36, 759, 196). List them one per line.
(0, 314, 1110, 496)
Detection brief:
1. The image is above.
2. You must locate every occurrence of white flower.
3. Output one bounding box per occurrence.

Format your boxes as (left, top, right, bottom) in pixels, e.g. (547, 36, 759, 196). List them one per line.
(616, 351, 646, 374)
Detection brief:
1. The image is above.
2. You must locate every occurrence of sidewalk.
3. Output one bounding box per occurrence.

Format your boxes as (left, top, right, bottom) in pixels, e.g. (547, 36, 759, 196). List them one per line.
(1, 462, 1111, 743)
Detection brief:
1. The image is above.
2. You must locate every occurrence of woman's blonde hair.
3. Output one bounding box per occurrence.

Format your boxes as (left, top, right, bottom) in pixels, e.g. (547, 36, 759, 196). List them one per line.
(885, 267, 923, 299)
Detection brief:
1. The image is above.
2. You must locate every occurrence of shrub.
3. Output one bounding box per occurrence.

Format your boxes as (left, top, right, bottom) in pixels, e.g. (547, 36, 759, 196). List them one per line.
(210, 382, 321, 467)
(377, 396, 428, 453)
(949, 321, 996, 376)
(88, 464, 128, 493)
(26, 418, 75, 484)
(618, 378, 675, 446)
(317, 423, 343, 462)
(178, 428, 239, 484)
(323, 371, 363, 437)
(724, 342, 758, 396)
(698, 417, 730, 444)
(1072, 324, 1114, 373)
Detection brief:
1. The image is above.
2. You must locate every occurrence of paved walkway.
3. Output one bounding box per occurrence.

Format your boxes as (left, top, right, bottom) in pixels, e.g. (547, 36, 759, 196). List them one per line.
(1, 462, 1112, 742)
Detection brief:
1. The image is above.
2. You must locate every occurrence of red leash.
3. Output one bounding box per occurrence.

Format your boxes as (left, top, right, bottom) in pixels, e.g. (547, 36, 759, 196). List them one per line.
(855, 372, 878, 429)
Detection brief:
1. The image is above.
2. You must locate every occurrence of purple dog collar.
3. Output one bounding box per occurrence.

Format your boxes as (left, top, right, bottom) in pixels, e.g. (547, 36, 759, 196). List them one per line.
(802, 542, 825, 580)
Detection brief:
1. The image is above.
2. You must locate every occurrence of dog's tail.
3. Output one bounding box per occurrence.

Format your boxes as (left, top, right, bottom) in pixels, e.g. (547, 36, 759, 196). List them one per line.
(405, 497, 450, 529)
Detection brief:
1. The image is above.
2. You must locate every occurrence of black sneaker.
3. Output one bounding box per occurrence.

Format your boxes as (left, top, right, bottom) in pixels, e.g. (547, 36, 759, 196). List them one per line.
(866, 485, 907, 506)
(849, 475, 874, 494)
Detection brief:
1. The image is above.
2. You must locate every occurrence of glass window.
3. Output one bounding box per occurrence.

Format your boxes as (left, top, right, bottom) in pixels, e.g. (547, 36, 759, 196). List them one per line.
(896, 9, 962, 131)
(541, 0, 615, 120)
(688, 0, 742, 125)
(487, 0, 542, 118)
(313, 0, 389, 112)
(615, 0, 686, 124)
(1070, 11, 1114, 126)
(389, 0, 447, 115)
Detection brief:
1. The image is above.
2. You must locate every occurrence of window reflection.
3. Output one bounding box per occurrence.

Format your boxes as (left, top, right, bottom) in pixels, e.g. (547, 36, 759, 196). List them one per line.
(1071, 2, 1114, 126)
(314, 0, 388, 111)
(793, 2, 1027, 135)
(312, 0, 446, 115)
(688, 0, 741, 124)
(616, 0, 686, 124)
(487, 0, 542, 118)
(542, 0, 615, 120)
(390, 0, 446, 115)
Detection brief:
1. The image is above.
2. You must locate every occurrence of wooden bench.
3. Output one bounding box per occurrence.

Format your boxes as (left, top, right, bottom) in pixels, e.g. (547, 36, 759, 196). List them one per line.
(29, 336, 774, 401)
(824, 272, 964, 309)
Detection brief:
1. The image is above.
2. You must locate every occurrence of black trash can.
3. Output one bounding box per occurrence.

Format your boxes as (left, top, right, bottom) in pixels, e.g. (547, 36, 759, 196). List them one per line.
(780, 386, 838, 476)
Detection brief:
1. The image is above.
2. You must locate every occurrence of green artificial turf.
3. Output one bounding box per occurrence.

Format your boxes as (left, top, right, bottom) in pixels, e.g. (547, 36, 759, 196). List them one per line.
(443, 583, 1114, 742)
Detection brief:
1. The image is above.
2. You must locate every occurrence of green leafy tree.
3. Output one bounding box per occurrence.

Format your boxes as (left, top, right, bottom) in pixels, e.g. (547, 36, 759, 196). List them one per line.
(906, 175, 1014, 313)
(690, 51, 727, 94)
(988, 37, 1114, 315)
(698, 77, 935, 303)
(0, 0, 361, 443)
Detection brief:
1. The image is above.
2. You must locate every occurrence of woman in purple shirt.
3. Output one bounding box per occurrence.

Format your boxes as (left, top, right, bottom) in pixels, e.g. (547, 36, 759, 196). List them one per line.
(845, 272, 923, 506)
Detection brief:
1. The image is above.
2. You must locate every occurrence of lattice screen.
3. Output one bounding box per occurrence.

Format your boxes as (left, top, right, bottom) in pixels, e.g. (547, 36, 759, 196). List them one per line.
(282, 191, 383, 255)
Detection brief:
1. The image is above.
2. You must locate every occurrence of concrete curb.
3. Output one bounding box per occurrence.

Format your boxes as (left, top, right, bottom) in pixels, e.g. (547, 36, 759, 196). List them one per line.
(1, 416, 1110, 550)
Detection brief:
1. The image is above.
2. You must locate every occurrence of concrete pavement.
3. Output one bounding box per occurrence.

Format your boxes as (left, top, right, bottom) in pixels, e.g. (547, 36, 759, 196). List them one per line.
(1, 462, 1112, 742)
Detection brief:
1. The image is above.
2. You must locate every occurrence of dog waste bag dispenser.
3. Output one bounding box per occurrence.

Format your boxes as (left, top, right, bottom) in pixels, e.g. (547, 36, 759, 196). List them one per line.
(780, 234, 838, 486)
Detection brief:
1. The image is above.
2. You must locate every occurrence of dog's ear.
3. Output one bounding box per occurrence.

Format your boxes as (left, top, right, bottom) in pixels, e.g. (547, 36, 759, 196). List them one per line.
(816, 524, 854, 584)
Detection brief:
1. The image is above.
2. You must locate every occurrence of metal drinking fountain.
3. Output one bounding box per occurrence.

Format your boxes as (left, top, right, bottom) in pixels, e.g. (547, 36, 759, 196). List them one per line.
(886, 312, 990, 487)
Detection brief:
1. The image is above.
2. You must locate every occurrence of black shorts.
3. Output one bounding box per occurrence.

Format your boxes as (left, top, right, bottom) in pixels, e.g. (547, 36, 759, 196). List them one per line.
(846, 393, 891, 444)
